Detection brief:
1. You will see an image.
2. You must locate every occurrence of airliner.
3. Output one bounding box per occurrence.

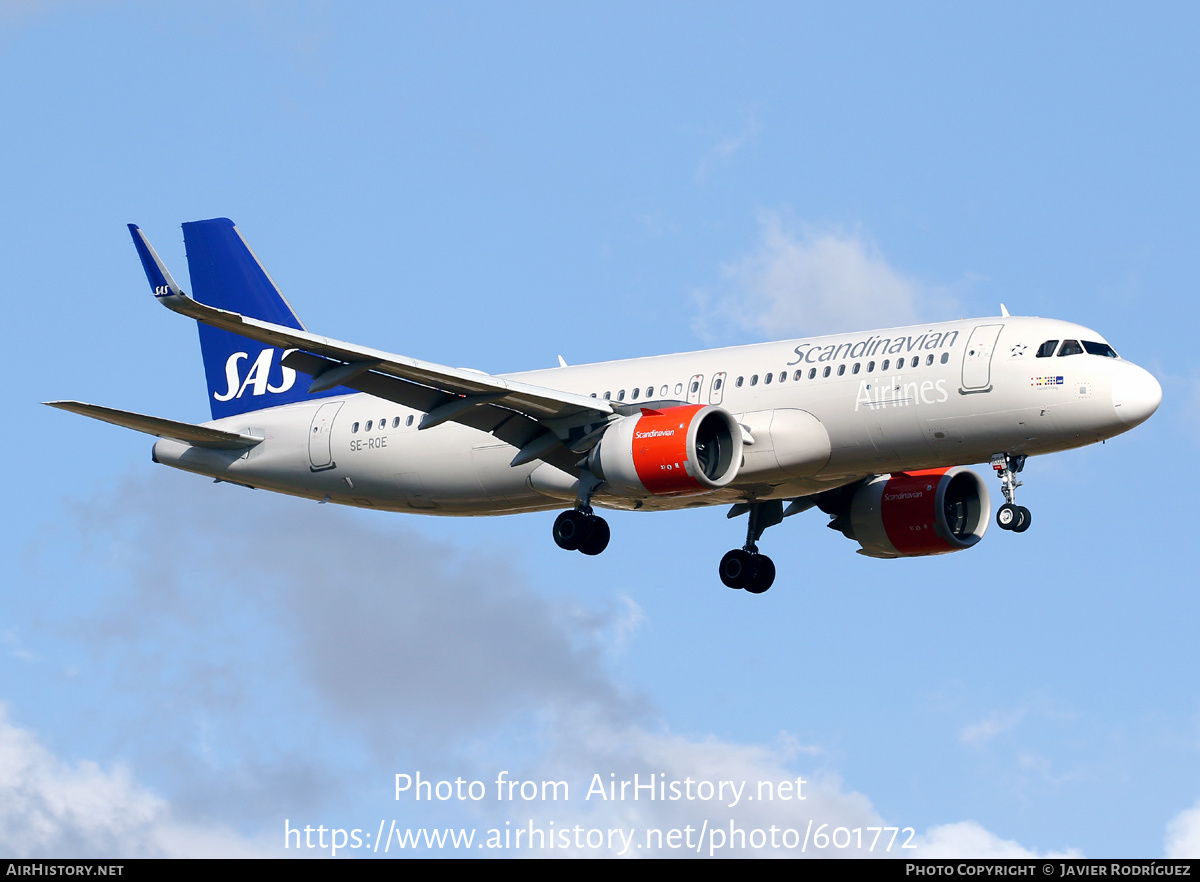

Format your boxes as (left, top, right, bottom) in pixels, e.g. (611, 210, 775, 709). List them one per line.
(47, 218, 1162, 594)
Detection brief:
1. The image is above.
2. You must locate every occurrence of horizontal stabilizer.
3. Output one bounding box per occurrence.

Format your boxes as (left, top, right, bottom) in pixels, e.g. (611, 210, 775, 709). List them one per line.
(45, 401, 263, 450)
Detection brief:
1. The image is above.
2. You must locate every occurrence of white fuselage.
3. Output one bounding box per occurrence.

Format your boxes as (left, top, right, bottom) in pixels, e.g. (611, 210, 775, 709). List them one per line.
(151, 315, 1159, 515)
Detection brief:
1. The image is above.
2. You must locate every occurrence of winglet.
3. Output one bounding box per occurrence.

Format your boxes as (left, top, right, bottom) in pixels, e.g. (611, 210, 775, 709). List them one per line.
(128, 224, 186, 299)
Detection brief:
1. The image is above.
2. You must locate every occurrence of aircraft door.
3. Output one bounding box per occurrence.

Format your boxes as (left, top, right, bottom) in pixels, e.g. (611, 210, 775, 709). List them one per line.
(687, 374, 704, 404)
(308, 400, 343, 471)
(709, 372, 727, 405)
(961, 324, 1004, 392)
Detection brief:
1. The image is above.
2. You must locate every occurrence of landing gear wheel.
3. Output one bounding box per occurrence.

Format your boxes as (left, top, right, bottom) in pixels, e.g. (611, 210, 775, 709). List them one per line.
(1012, 506, 1032, 533)
(578, 516, 610, 555)
(553, 510, 589, 551)
(719, 549, 754, 589)
(744, 555, 775, 594)
(997, 503, 1018, 531)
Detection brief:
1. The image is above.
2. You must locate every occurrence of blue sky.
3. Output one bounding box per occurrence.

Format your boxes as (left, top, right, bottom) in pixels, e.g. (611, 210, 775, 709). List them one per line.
(2, 2, 1198, 858)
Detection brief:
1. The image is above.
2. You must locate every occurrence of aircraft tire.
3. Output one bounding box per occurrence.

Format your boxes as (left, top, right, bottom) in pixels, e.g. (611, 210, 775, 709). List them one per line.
(578, 516, 610, 555)
(719, 549, 753, 589)
(553, 510, 589, 551)
(744, 554, 775, 594)
(1012, 506, 1032, 533)
(996, 503, 1018, 531)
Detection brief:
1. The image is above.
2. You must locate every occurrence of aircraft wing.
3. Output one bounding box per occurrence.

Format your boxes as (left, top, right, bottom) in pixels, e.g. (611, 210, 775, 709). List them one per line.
(163, 292, 609, 422)
(45, 401, 263, 450)
(130, 224, 613, 472)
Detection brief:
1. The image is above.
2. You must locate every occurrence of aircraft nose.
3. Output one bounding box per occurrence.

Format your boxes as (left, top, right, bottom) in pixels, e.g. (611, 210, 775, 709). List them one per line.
(1111, 362, 1162, 428)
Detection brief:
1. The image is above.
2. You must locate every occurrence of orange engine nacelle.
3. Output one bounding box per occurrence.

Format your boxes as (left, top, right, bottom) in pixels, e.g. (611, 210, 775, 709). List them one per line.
(588, 404, 742, 498)
(821, 467, 991, 558)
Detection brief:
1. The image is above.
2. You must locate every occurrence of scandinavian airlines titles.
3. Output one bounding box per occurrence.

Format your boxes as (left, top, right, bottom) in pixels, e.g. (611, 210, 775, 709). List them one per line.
(787, 329, 960, 366)
(854, 377, 950, 412)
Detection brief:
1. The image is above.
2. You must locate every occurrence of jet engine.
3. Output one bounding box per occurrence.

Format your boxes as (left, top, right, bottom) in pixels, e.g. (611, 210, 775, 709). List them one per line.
(819, 467, 990, 558)
(588, 404, 742, 498)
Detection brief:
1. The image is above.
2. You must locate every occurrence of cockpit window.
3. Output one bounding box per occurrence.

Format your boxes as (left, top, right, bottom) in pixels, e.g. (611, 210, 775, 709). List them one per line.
(1083, 341, 1118, 358)
(1057, 340, 1084, 357)
(1036, 340, 1059, 358)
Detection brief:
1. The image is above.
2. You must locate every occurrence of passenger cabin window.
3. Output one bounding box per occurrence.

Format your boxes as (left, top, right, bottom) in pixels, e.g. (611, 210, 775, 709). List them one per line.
(618, 390, 626, 400)
(852, 363, 861, 374)
(867, 361, 875, 372)
(910, 356, 920, 368)
(793, 370, 802, 381)
(631, 388, 640, 400)
(1037, 340, 1059, 358)
(808, 368, 816, 379)
(674, 383, 683, 395)
(646, 386, 654, 398)
(1083, 341, 1118, 358)
(736, 377, 744, 387)
(940, 352, 949, 364)
(1058, 340, 1084, 357)
(764, 372, 772, 384)
(750, 375, 759, 386)
(406, 415, 414, 427)
(660, 385, 668, 396)
(926, 354, 934, 366)
(779, 371, 786, 383)
(882, 359, 890, 371)
(365, 420, 373, 431)
(352, 422, 360, 433)
(393, 417, 400, 428)
(837, 364, 846, 376)
(822, 366, 831, 378)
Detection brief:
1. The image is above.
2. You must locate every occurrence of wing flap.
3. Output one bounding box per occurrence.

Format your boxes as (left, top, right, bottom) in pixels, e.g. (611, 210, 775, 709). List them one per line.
(45, 401, 263, 450)
(285, 352, 583, 473)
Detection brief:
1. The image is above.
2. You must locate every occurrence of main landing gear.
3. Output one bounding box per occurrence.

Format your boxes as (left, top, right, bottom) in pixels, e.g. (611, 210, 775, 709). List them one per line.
(553, 508, 610, 555)
(720, 500, 783, 594)
(991, 452, 1031, 533)
(552, 469, 611, 556)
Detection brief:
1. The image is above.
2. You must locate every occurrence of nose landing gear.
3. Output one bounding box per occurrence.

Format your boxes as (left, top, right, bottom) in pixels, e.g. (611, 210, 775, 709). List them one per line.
(991, 453, 1031, 533)
(720, 500, 782, 594)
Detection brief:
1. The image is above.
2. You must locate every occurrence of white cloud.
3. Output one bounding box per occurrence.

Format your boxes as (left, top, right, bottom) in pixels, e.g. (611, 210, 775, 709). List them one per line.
(0, 705, 268, 858)
(71, 474, 635, 751)
(911, 821, 1081, 859)
(33, 475, 1094, 858)
(693, 212, 957, 342)
(695, 114, 759, 182)
(1165, 801, 1200, 858)
(516, 715, 881, 857)
(2, 630, 35, 664)
(961, 708, 1028, 745)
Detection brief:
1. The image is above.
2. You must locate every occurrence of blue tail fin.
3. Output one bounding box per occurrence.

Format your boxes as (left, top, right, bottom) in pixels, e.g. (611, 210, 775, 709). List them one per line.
(129, 219, 349, 419)
(128, 218, 347, 421)
(184, 218, 328, 420)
